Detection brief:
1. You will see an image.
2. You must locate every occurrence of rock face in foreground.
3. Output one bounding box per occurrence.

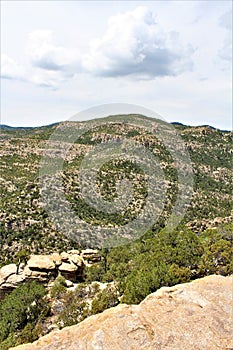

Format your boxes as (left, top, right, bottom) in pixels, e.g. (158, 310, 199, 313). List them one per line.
(11, 275, 233, 350)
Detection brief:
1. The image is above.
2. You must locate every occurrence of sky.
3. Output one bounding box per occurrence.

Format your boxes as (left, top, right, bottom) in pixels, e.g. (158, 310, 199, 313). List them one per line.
(0, 0, 232, 130)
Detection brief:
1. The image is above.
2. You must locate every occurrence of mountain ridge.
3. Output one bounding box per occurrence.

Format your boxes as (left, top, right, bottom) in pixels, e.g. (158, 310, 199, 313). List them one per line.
(0, 119, 231, 132)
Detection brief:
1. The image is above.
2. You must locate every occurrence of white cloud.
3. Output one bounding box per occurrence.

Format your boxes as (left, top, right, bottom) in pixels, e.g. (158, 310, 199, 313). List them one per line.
(1, 54, 25, 80)
(1, 31, 81, 89)
(29, 69, 68, 89)
(219, 9, 232, 31)
(0, 7, 202, 87)
(1, 1, 232, 130)
(218, 10, 232, 62)
(83, 7, 194, 78)
(28, 30, 81, 73)
(0, 5, 230, 91)
(1, 54, 68, 90)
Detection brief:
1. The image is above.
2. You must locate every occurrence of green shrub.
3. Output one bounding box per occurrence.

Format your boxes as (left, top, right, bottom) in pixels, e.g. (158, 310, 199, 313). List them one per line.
(0, 281, 49, 347)
(57, 290, 89, 328)
(50, 275, 67, 298)
(91, 286, 119, 314)
(85, 264, 106, 283)
(199, 228, 233, 275)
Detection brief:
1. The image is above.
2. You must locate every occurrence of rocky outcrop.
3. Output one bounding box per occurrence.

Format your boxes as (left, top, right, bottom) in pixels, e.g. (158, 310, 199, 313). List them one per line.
(81, 249, 101, 265)
(27, 254, 58, 270)
(0, 264, 25, 299)
(10, 275, 233, 350)
(0, 250, 100, 299)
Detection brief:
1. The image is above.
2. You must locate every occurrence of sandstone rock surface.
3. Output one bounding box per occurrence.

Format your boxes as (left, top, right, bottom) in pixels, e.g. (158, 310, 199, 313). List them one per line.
(27, 255, 56, 270)
(10, 275, 233, 350)
(0, 264, 18, 281)
(0, 264, 25, 299)
(0, 250, 96, 298)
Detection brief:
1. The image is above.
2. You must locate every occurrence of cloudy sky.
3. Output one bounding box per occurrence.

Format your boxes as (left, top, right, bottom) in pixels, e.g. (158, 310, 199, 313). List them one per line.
(1, 1, 232, 129)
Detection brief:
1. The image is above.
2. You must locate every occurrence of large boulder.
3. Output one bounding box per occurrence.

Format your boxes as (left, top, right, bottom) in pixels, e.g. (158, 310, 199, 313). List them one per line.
(25, 255, 57, 283)
(58, 262, 78, 272)
(69, 254, 84, 267)
(60, 251, 84, 267)
(1, 270, 25, 288)
(27, 255, 56, 270)
(10, 275, 233, 350)
(0, 264, 18, 281)
(50, 253, 62, 266)
(58, 252, 84, 281)
(58, 262, 80, 281)
(60, 252, 70, 262)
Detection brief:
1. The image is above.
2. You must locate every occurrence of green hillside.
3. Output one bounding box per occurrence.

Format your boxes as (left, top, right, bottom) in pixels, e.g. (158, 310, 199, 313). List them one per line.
(0, 116, 232, 349)
(0, 117, 232, 265)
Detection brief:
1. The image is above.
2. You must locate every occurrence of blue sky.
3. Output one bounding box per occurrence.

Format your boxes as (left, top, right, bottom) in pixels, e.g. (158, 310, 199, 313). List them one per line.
(1, 1, 232, 129)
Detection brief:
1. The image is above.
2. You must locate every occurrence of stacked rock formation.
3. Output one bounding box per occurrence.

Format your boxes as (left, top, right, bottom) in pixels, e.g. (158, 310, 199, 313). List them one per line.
(0, 249, 100, 299)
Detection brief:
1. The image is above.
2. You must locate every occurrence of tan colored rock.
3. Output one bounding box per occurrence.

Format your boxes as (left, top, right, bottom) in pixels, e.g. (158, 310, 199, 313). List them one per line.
(67, 249, 80, 255)
(0, 252, 86, 298)
(0, 264, 25, 299)
(59, 252, 84, 266)
(10, 275, 233, 350)
(60, 252, 70, 262)
(24, 266, 49, 282)
(27, 255, 56, 270)
(81, 249, 101, 263)
(65, 280, 73, 288)
(58, 262, 78, 272)
(58, 262, 79, 282)
(81, 248, 98, 255)
(50, 253, 62, 266)
(2, 272, 25, 288)
(69, 254, 84, 267)
(0, 264, 17, 282)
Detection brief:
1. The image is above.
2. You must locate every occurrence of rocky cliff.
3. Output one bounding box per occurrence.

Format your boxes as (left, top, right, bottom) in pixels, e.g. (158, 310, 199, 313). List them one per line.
(10, 274, 233, 350)
(0, 249, 100, 300)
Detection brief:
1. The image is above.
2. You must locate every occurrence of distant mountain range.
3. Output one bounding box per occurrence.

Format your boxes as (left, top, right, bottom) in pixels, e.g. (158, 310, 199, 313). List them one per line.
(0, 121, 230, 132)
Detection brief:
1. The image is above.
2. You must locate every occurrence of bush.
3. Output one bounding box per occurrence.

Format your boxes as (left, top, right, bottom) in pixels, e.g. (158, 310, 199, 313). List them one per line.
(199, 228, 233, 275)
(57, 289, 90, 328)
(50, 275, 67, 298)
(85, 264, 106, 283)
(91, 286, 119, 314)
(0, 281, 49, 347)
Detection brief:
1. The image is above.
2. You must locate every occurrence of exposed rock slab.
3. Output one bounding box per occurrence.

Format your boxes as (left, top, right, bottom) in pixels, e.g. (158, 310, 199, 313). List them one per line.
(23, 265, 50, 282)
(10, 275, 233, 350)
(27, 255, 56, 270)
(0, 264, 25, 299)
(58, 262, 78, 272)
(0, 264, 18, 281)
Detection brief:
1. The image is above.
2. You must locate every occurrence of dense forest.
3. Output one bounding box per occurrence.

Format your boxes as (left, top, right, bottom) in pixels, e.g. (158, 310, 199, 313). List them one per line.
(0, 116, 232, 349)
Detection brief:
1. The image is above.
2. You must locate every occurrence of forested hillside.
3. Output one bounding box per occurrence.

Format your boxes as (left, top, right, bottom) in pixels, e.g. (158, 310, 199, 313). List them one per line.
(0, 116, 232, 349)
(0, 117, 232, 265)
